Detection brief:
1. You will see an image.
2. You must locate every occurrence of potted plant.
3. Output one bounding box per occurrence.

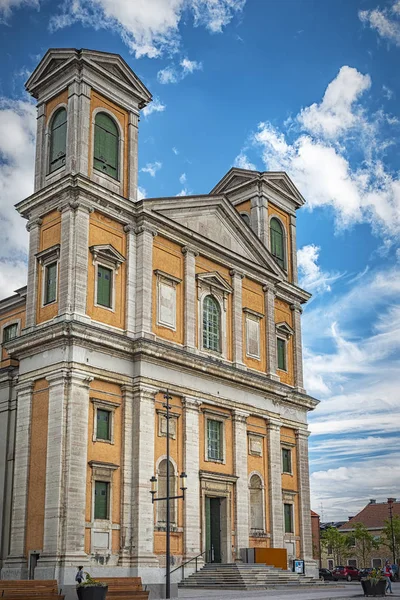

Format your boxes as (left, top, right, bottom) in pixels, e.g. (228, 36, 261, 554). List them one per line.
(77, 572, 108, 600)
(360, 568, 386, 597)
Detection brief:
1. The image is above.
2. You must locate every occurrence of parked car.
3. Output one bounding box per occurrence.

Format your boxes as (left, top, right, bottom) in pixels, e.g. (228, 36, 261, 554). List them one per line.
(332, 565, 360, 581)
(319, 568, 334, 581)
(358, 568, 373, 580)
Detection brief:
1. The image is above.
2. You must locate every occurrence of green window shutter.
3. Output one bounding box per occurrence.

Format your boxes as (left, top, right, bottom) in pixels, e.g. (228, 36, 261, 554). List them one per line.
(94, 481, 109, 520)
(45, 262, 57, 304)
(207, 419, 222, 461)
(49, 108, 67, 173)
(284, 503, 293, 533)
(94, 113, 119, 180)
(3, 323, 18, 342)
(277, 338, 286, 371)
(270, 218, 284, 269)
(97, 409, 111, 440)
(203, 295, 221, 352)
(97, 265, 112, 308)
(282, 448, 291, 473)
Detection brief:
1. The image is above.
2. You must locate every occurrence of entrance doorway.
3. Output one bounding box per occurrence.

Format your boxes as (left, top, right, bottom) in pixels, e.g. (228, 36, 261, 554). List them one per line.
(205, 497, 221, 563)
(28, 552, 40, 580)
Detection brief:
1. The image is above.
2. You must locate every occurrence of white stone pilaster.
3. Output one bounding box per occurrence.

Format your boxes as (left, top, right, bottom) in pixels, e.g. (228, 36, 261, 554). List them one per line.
(267, 418, 284, 548)
(66, 82, 79, 174)
(77, 82, 91, 177)
(250, 196, 260, 239)
(296, 429, 313, 561)
(183, 396, 201, 559)
(73, 204, 90, 317)
(131, 387, 158, 566)
(5, 381, 34, 577)
(120, 385, 134, 565)
(135, 225, 157, 338)
(58, 204, 75, 316)
(290, 215, 298, 285)
(34, 104, 46, 192)
(182, 247, 197, 351)
(124, 225, 136, 337)
(230, 270, 244, 367)
(291, 302, 305, 391)
(25, 218, 42, 329)
(263, 283, 279, 381)
(259, 196, 269, 248)
(233, 409, 249, 558)
(128, 112, 139, 201)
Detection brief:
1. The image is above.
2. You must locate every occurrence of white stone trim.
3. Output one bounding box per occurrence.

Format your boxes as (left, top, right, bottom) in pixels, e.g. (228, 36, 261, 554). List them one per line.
(244, 308, 263, 360)
(154, 455, 179, 528)
(90, 461, 119, 553)
(36, 245, 60, 308)
(281, 445, 293, 475)
(93, 261, 116, 312)
(91, 397, 119, 444)
(154, 270, 181, 331)
(90, 106, 125, 195)
(248, 470, 266, 534)
(247, 432, 264, 457)
(197, 273, 232, 360)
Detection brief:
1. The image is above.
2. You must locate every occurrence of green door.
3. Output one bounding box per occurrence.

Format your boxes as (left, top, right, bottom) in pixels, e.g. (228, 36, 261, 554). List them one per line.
(205, 497, 221, 563)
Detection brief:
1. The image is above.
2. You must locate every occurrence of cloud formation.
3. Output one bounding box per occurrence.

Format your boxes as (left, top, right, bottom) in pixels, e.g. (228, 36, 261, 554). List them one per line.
(0, 0, 38, 22)
(359, 0, 400, 47)
(157, 57, 202, 84)
(141, 161, 162, 177)
(142, 97, 166, 117)
(297, 244, 343, 296)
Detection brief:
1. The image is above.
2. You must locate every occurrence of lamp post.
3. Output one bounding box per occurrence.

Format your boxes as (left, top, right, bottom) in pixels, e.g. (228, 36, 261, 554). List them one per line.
(150, 391, 187, 599)
(387, 498, 396, 566)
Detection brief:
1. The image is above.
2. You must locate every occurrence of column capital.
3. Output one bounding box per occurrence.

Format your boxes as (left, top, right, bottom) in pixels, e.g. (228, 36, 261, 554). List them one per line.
(121, 384, 134, 396)
(135, 224, 157, 237)
(123, 223, 136, 234)
(183, 396, 202, 412)
(182, 245, 198, 257)
(267, 417, 282, 431)
(295, 428, 310, 440)
(232, 409, 249, 423)
(135, 386, 157, 402)
(263, 281, 276, 293)
(290, 302, 303, 314)
(26, 217, 42, 232)
(46, 369, 70, 386)
(229, 268, 245, 279)
(15, 380, 34, 394)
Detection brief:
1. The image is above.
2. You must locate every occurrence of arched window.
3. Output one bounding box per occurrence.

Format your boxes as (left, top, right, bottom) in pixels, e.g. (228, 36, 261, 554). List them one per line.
(203, 295, 221, 352)
(240, 212, 250, 226)
(249, 474, 263, 531)
(49, 107, 67, 173)
(270, 217, 285, 269)
(158, 459, 176, 525)
(94, 112, 119, 180)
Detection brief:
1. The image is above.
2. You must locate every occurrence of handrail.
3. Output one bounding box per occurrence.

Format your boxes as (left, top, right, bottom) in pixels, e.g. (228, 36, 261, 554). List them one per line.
(169, 550, 207, 579)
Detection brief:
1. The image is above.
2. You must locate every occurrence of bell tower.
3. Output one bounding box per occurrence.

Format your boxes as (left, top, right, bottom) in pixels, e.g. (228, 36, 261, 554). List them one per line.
(25, 48, 152, 200)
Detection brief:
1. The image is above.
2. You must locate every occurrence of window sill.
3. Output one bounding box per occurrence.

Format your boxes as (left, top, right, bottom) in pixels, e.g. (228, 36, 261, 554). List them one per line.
(94, 438, 114, 445)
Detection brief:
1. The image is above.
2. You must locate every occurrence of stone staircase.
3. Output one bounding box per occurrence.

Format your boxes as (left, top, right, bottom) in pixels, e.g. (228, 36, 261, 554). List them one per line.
(178, 562, 319, 590)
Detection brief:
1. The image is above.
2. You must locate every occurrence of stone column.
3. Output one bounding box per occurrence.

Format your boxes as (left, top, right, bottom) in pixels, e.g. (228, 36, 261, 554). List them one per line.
(66, 81, 79, 174)
(267, 418, 283, 548)
(250, 196, 260, 239)
(4, 381, 34, 578)
(263, 283, 279, 381)
(120, 385, 134, 565)
(125, 225, 136, 337)
(128, 112, 139, 201)
(230, 270, 244, 367)
(258, 195, 269, 248)
(131, 387, 158, 567)
(58, 203, 75, 316)
(296, 429, 313, 562)
(135, 225, 157, 338)
(76, 82, 91, 177)
(182, 247, 197, 351)
(233, 409, 249, 559)
(24, 218, 42, 329)
(183, 397, 201, 559)
(73, 204, 91, 318)
(289, 215, 298, 285)
(34, 103, 46, 192)
(290, 302, 305, 391)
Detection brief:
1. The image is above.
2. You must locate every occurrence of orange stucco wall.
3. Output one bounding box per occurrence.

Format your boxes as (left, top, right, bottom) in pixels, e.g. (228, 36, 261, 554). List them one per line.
(36, 210, 61, 324)
(152, 237, 184, 345)
(275, 299, 294, 386)
(45, 89, 68, 125)
(281, 427, 300, 550)
(268, 202, 293, 282)
(86, 211, 127, 329)
(242, 278, 266, 373)
(0, 306, 25, 367)
(25, 379, 49, 555)
(236, 199, 251, 215)
(89, 91, 129, 198)
(247, 416, 270, 549)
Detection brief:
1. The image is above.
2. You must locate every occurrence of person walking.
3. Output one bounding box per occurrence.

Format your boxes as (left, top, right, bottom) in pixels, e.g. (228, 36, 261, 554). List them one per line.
(383, 560, 393, 594)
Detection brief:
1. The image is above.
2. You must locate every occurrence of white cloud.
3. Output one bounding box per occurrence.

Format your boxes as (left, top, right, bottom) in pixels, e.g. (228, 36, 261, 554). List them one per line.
(141, 161, 162, 177)
(142, 97, 166, 117)
(0, 0, 38, 22)
(383, 84, 394, 100)
(50, 0, 246, 59)
(157, 66, 178, 84)
(157, 57, 202, 84)
(359, 0, 400, 47)
(176, 188, 191, 196)
(297, 244, 343, 296)
(180, 57, 202, 74)
(137, 186, 146, 200)
(0, 97, 36, 299)
(172, 146, 179, 155)
(179, 172, 186, 185)
(298, 66, 371, 139)
(234, 152, 256, 171)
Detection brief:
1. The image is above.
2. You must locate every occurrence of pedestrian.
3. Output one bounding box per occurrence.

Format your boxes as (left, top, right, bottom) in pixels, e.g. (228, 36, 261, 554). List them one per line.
(383, 560, 393, 594)
(75, 565, 85, 585)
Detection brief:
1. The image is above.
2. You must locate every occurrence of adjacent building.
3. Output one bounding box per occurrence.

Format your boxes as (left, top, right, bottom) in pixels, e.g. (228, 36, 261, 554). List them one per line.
(0, 48, 319, 592)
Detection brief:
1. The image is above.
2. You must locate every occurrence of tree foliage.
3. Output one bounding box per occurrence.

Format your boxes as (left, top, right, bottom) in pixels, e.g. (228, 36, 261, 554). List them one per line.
(349, 522, 380, 568)
(380, 515, 400, 561)
(321, 526, 351, 566)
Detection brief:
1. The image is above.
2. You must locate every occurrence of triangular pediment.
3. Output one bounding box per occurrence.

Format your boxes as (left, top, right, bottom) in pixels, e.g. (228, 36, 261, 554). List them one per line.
(151, 196, 285, 278)
(196, 271, 233, 293)
(90, 244, 126, 267)
(276, 321, 294, 338)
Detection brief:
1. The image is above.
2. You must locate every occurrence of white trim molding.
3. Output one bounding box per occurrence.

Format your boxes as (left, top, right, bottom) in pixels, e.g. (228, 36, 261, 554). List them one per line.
(154, 269, 181, 331)
(196, 271, 232, 359)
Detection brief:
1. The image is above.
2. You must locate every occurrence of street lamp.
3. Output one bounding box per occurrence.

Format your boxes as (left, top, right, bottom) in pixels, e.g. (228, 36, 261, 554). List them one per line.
(150, 390, 187, 599)
(387, 498, 396, 566)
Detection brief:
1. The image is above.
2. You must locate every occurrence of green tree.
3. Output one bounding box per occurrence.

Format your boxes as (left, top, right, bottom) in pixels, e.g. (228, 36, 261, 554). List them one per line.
(380, 515, 400, 563)
(321, 526, 351, 566)
(349, 522, 380, 568)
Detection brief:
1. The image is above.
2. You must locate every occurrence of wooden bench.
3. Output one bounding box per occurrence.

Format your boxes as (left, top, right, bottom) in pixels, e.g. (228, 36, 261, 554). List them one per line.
(95, 577, 149, 600)
(0, 580, 63, 599)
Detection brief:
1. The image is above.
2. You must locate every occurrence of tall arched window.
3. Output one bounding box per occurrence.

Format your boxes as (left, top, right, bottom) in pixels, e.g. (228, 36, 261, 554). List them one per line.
(157, 459, 176, 525)
(203, 295, 221, 352)
(270, 217, 285, 269)
(249, 474, 263, 531)
(94, 112, 119, 180)
(49, 107, 67, 173)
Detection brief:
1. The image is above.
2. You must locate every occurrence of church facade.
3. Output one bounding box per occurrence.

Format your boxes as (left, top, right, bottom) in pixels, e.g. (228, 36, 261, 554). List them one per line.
(0, 49, 318, 590)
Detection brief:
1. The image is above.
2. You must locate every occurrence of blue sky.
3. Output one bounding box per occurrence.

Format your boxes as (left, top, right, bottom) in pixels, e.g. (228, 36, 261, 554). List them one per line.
(0, 0, 399, 521)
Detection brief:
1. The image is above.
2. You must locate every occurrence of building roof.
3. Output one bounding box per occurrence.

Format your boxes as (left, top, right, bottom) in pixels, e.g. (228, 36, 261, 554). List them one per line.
(311, 510, 320, 517)
(339, 499, 400, 531)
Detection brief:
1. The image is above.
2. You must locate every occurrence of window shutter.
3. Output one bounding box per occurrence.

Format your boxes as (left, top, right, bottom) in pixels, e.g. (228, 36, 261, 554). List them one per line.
(270, 218, 284, 268)
(45, 262, 57, 304)
(203, 295, 221, 352)
(94, 481, 109, 520)
(94, 113, 119, 180)
(49, 108, 67, 173)
(3, 323, 18, 342)
(97, 409, 110, 440)
(207, 420, 222, 460)
(282, 448, 291, 473)
(97, 266, 112, 308)
(284, 503, 293, 533)
(277, 338, 286, 370)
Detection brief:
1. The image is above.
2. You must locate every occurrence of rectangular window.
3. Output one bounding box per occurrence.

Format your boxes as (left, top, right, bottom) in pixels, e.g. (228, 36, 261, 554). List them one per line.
(96, 409, 111, 441)
(97, 265, 112, 308)
(94, 481, 109, 520)
(284, 503, 293, 533)
(348, 559, 357, 567)
(207, 419, 223, 461)
(3, 323, 18, 343)
(277, 337, 286, 371)
(246, 315, 260, 359)
(372, 558, 382, 568)
(328, 559, 334, 570)
(282, 448, 292, 473)
(44, 262, 57, 305)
